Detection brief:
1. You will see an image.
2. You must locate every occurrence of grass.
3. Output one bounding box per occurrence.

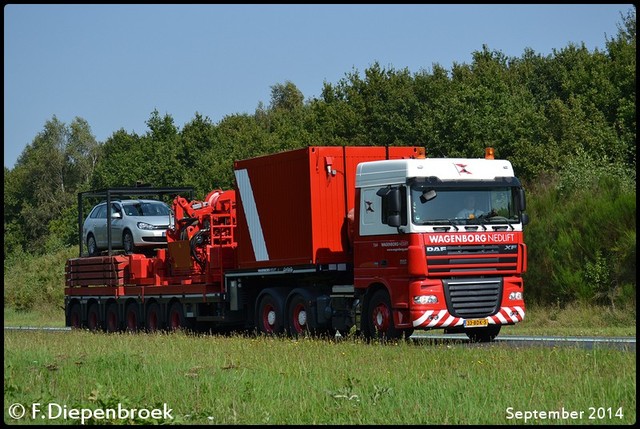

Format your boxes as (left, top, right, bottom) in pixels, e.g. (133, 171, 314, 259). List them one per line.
(4, 330, 636, 425)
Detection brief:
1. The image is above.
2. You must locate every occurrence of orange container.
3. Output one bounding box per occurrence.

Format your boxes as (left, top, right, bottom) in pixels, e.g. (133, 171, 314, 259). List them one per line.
(233, 146, 421, 269)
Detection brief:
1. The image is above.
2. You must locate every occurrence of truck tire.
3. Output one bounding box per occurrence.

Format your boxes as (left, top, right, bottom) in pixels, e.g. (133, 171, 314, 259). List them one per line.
(287, 293, 313, 337)
(256, 291, 285, 335)
(105, 303, 120, 333)
(68, 302, 82, 329)
(168, 301, 190, 331)
(86, 303, 101, 332)
(465, 325, 501, 343)
(146, 302, 164, 332)
(363, 289, 403, 341)
(125, 302, 140, 332)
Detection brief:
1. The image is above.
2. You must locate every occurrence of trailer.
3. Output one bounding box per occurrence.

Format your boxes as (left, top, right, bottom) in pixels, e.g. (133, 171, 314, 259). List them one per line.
(65, 145, 529, 341)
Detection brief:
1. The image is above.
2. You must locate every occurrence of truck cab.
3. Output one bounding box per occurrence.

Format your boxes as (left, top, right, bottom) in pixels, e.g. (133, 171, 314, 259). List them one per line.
(353, 149, 529, 341)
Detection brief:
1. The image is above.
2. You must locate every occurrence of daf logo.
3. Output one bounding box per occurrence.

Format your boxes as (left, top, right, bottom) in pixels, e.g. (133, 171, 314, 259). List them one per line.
(505, 245, 517, 250)
(427, 246, 447, 252)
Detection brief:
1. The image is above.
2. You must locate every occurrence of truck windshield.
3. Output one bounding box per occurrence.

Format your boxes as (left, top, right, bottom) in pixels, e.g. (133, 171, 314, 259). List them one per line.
(411, 185, 519, 225)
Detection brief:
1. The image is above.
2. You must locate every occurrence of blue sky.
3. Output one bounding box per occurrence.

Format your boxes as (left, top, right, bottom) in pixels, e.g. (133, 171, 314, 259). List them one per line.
(4, 4, 632, 168)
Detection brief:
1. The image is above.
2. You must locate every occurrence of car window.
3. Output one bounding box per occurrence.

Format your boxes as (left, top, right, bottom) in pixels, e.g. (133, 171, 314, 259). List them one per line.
(142, 202, 170, 216)
(122, 201, 169, 217)
(93, 205, 107, 219)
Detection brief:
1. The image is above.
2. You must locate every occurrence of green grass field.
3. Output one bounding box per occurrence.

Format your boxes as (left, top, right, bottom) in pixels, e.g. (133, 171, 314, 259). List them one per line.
(4, 329, 636, 425)
(4, 303, 636, 425)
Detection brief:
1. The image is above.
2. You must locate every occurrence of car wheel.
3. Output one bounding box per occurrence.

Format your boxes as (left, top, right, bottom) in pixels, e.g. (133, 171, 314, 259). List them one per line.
(123, 230, 136, 254)
(87, 234, 98, 256)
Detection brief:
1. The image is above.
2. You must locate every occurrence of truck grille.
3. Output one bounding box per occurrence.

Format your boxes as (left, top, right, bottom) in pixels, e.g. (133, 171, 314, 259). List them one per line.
(426, 244, 519, 276)
(443, 278, 502, 318)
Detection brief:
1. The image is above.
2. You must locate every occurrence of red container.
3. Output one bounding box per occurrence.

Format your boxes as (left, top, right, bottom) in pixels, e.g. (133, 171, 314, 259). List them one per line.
(233, 146, 421, 269)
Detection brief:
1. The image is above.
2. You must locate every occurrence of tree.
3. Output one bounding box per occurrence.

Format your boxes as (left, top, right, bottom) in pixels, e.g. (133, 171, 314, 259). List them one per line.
(269, 81, 304, 111)
(5, 116, 98, 253)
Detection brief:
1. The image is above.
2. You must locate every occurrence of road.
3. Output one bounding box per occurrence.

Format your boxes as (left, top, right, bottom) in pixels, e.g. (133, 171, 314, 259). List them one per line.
(3, 326, 636, 352)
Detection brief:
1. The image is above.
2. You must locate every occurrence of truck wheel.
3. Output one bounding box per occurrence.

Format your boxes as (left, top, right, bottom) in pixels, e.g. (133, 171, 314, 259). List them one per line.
(465, 325, 501, 343)
(146, 302, 164, 332)
(168, 301, 189, 331)
(257, 292, 284, 335)
(125, 303, 140, 332)
(68, 303, 82, 329)
(105, 303, 120, 333)
(86, 303, 101, 331)
(287, 293, 313, 337)
(364, 289, 403, 341)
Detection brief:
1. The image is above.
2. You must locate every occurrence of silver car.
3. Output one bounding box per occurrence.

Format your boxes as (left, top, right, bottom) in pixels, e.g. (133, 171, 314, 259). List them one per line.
(83, 199, 171, 256)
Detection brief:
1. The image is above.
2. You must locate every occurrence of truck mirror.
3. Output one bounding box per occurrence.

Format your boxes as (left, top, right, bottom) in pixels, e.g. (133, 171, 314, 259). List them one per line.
(420, 189, 437, 203)
(376, 186, 403, 227)
(387, 188, 401, 213)
(386, 188, 402, 227)
(518, 188, 526, 211)
(521, 212, 530, 226)
(387, 214, 402, 227)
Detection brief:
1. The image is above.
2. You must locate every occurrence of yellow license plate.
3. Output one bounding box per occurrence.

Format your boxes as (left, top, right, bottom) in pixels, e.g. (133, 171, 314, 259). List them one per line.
(465, 318, 488, 328)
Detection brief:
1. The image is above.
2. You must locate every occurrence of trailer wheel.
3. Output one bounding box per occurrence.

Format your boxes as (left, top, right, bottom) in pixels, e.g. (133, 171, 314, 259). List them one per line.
(465, 325, 501, 343)
(68, 303, 82, 329)
(363, 289, 403, 341)
(105, 303, 120, 333)
(146, 302, 164, 332)
(257, 292, 284, 335)
(86, 303, 101, 332)
(287, 293, 313, 337)
(168, 301, 189, 331)
(125, 303, 140, 332)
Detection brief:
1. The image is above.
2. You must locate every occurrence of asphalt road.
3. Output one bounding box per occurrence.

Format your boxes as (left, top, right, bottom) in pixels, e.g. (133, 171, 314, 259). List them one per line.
(4, 326, 636, 352)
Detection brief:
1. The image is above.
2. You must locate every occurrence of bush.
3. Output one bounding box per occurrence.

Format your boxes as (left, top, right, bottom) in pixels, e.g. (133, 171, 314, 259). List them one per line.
(524, 156, 636, 308)
(4, 246, 75, 311)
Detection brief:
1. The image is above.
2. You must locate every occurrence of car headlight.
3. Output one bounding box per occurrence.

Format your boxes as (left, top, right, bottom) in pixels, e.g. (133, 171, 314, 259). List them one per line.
(137, 222, 155, 230)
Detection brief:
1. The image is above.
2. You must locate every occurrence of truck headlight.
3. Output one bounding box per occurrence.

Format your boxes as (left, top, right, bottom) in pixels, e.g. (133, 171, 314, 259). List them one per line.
(509, 292, 523, 300)
(413, 295, 438, 305)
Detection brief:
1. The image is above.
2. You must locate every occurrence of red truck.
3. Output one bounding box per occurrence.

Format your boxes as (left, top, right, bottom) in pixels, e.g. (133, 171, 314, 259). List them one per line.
(65, 145, 529, 341)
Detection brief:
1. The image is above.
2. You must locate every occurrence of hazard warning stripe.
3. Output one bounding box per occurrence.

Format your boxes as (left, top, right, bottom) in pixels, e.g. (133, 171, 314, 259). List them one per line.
(412, 306, 525, 328)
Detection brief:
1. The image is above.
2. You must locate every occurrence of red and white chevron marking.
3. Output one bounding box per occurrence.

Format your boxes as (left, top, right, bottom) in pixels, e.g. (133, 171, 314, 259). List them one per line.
(412, 306, 525, 328)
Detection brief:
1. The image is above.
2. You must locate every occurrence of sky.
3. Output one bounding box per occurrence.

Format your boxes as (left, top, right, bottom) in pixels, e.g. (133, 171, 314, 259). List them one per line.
(3, 4, 633, 169)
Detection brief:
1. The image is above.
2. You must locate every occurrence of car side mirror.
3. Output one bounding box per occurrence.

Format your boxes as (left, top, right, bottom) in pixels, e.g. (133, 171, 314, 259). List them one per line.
(111, 212, 122, 219)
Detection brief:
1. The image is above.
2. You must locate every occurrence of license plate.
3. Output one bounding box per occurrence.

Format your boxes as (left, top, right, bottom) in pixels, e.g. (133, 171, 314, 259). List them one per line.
(465, 318, 488, 328)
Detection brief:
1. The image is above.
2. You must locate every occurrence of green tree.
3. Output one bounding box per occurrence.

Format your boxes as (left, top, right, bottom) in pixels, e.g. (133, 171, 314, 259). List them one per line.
(6, 116, 97, 253)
